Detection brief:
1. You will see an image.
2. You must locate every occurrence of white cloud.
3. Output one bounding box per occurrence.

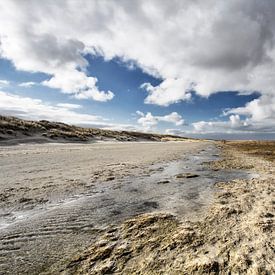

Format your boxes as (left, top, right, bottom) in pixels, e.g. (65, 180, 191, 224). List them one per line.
(137, 111, 184, 130)
(56, 103, 82, 109)
(226, 95, 275, 122)
(142, 78, 192, 106)
(0, 79, 10, 86)
(0, 2, 113, 101)
(192, 111, 275, 134)
(18, 81, 36, 87)
(137, 112, 158, 129)
(0, 1, 274, 102)
(42, 70, 114, 101)
(0, 1, 275, 133)
(160, 112, 185, 126)
(0, 90, 107, 126)
(136, 110, 144, 117)
(0, 91, 147, 132)
(191, 92, 275, 135)
(192, 119, 245, 134)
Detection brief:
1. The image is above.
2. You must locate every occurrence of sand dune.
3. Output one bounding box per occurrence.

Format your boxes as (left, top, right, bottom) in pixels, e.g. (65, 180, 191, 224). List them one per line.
(0, 115, 190, 145)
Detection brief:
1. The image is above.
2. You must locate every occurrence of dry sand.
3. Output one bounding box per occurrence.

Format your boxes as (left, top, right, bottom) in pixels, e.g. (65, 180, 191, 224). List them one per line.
(58, 141, 275, 275)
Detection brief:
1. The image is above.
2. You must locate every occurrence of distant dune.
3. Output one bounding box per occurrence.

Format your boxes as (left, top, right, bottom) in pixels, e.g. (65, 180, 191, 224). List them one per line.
(0, 115, 190, 145)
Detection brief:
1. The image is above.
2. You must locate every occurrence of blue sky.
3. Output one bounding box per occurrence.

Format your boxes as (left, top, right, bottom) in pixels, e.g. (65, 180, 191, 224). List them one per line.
(0, 56, 262, 138)
(0, 1, 274, 139)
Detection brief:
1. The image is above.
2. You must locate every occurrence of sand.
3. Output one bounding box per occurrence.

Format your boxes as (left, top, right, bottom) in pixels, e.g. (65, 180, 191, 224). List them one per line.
(0, 140, 274, 274)
(0, 115, 190, 145)
(0, 140, 214, 274)
(0, 141, 205, 214)
(58, 141, 275, 275)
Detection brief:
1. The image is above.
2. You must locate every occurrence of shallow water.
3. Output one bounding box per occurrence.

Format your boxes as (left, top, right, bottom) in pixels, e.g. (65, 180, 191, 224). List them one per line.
(0, 144, 256, 274)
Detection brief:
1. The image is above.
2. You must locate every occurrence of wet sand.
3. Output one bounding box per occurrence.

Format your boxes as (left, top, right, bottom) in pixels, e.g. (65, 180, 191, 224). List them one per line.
(0, 141, 205, 215)
(0, 141, 272, 274)
(0, 140, 214, 274)
(60, 141, 274, 275)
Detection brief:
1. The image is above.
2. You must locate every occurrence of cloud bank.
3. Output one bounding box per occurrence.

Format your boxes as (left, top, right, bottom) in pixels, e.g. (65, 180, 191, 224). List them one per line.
(0, 91, 144, 131)
(0, 91, 107, 126)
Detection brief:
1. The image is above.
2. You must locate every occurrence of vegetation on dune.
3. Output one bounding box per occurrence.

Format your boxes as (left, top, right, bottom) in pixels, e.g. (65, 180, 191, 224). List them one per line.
(0, 115, 190, 143)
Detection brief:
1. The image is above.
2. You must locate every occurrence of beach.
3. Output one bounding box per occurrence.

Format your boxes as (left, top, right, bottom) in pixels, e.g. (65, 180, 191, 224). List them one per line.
(0, 140, 210, 274)
(0, 140, 274, 274)
(57, 141, 275, 274)
(1, 1, 275, 274)
(0, 141, 205, 215)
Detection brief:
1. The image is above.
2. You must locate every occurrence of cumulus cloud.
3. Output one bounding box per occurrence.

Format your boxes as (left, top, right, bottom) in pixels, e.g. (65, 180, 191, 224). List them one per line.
(42, 70, 114, 101)
(0, 1, 275, 133)
(226, 95, 275, 122)
(192, 116, 248, 134)
(212, 94, 275, 134)
(0, 2, 113, 101)
(0, 1, 274, 98)
(142, 78, 192, 106)
(137, 112, 158, 129)
(192, 112, 275, 135)
(137, 111, 184, 130)
(160, 112, 185, 126)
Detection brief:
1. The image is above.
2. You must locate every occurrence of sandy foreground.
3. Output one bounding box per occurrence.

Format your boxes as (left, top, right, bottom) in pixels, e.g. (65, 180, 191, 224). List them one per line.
(0, 140, 274, 274)
(56, 141, 274, 275)
(0, 140, 215, 274)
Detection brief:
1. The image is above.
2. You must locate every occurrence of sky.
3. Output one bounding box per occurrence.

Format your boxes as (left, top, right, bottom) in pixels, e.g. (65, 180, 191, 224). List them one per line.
(0, 0, 274, 140)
